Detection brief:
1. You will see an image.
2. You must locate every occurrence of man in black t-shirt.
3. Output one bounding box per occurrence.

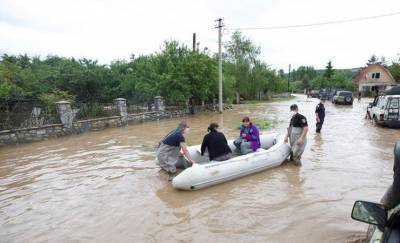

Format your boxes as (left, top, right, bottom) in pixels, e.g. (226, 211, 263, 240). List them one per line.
(284, 104, 308, 165)
(315, 98, 326, 133)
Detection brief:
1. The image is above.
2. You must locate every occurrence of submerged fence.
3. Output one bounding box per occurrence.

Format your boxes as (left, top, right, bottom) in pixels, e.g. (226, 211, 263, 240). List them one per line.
(0, 96, 207, 131)
(0, 99, 59, 131)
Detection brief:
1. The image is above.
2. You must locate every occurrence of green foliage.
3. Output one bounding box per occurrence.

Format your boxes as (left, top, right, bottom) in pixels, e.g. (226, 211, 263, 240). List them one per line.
(0, 80, 13, 98)
(39, 89, 75, 105)
(76, 103, 116, 119)
(389, 61, 400, 83)
(310, 68, 353, 90)
(367, 54, 378, 65)
(291, 66, 317, 90)
(39, 89, 76, 115)
(310, 76, 325, 89)
(323, 60, 334, 83)
(224, 31, 285, 100)
(0, 33, 285, 108)
(331, 71, 353, 90)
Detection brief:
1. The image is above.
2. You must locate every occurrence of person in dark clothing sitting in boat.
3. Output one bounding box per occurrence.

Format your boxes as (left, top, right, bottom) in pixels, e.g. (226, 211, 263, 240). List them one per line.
(156, 121, 196, 174)
(234, 117, 261, 155)
(200, 123, 233, 161)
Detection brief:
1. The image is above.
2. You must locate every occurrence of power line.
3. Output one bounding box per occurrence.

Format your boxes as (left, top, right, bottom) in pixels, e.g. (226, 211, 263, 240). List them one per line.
(226, 11, 400, 31)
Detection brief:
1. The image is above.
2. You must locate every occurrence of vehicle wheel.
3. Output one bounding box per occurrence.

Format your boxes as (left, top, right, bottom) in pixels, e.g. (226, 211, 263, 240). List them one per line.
(345, 96, 353, 103)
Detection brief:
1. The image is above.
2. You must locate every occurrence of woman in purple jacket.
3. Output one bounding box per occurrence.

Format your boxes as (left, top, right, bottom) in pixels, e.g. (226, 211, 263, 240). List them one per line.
(233, 117, 261, 155)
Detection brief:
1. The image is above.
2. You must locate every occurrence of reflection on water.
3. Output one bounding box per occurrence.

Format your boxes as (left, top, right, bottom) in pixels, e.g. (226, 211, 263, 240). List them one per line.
(1, 95, 399, 242)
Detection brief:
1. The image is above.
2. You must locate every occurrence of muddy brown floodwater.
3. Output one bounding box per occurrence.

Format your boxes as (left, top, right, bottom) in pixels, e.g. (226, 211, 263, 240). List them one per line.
(1, 94, 399, 242)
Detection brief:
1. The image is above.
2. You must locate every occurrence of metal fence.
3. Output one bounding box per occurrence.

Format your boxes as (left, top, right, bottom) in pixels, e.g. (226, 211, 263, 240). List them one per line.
(74, 102, 119, 120)
(0, 99, 60, 130)
(0, 98, 215, 131)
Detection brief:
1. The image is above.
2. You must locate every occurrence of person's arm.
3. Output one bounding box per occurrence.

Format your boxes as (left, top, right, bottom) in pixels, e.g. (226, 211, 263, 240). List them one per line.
(315, 106, 320, 122)
(296, 126, 308, 145)
(284, 125, 290, 143)
(247, 126, 260, 142)
(180, 142, 195, 164)
(223, 134, 232, 152)
(240, 128, 246, 139)
(200, 136, 207, 156)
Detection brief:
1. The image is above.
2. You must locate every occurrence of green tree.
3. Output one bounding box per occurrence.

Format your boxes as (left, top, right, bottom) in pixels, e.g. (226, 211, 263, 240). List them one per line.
(225, 31, 260, 102)
(389, 61, 400, 83)
(323, 60, 334, 87)
(367, 54, 378, 65)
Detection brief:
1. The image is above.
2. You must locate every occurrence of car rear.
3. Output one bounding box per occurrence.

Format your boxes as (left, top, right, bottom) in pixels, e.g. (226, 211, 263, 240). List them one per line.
(335, 91, 353, 105)
(383, 97, 400, 128)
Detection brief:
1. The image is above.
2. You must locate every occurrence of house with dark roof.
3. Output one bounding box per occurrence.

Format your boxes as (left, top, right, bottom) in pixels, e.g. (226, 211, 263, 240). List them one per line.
(353, 63, 396, 94)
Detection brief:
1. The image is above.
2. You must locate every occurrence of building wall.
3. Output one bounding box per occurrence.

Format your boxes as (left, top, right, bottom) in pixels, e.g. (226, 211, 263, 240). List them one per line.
(357, 65, 396, 92)
(359, 66, 395, 85)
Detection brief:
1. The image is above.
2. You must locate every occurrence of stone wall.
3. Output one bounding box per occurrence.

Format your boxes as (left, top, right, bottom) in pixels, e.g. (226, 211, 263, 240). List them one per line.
(0, 110, 189, 146)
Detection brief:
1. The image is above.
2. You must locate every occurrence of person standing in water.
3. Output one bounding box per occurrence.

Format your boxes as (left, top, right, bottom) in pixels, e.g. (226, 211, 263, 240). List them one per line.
(156, 121, 195, 174)
(284, 104, 308, 165)
(315, 98, 326, 133)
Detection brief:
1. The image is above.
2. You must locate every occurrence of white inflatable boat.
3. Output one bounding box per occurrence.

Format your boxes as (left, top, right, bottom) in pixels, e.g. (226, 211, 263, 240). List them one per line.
(172, 133, 291, 190)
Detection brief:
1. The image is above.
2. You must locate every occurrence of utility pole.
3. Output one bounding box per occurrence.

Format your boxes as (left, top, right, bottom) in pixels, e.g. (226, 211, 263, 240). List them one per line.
(189, 33, 197, 115)
(215, 18, 224, 113)
(288, 64, 291, 93)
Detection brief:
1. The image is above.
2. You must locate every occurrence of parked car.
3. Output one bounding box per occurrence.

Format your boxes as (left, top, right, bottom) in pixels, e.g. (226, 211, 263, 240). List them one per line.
(327, 89, 337, 100)
(351, 140, 400, 243)
(332, 91, 353, 105)
(310, 90, 319, 98)
(367, 87, 400, 128)
(318, 89, 328, 100)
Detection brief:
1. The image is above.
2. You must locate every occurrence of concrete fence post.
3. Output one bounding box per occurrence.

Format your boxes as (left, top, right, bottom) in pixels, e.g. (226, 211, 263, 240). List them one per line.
(56, 101, 74, 128)
(154, 96, 165, 111)
(114, 98, 128, 125)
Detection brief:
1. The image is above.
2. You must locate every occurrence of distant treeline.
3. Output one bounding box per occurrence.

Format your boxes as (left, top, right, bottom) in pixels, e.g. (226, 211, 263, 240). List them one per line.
(3, 31, 399, 108)
(0, 31, 290, 108)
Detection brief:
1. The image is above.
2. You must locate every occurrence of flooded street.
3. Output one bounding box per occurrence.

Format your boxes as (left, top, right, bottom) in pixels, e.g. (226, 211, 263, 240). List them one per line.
(1, 94, 399, 242)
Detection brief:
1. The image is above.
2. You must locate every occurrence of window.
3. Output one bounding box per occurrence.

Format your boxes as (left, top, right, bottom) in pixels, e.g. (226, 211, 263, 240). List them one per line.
(388, 98, 399, 109)
(377, 97, 386, 109)
(372, 72, 381, 79)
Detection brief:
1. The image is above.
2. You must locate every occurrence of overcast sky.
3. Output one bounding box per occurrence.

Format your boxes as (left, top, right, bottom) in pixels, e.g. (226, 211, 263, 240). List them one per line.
(0, 0, 399, 71)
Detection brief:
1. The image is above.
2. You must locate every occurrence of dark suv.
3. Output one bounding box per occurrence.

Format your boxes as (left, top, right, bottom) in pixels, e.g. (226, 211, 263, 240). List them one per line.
(318, 89, 328, 100)
(332, 91, 353, 105)
(327, 89, 337, 100)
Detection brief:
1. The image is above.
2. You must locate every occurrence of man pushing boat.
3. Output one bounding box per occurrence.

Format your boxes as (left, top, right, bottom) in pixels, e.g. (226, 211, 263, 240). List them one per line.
(284, 104, 308, 165)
